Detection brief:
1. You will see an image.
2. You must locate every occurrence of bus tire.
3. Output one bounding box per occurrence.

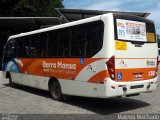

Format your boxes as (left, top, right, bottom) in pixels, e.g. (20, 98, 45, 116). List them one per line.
(7, 73, 14, 86)
(50, 80, 63, 101)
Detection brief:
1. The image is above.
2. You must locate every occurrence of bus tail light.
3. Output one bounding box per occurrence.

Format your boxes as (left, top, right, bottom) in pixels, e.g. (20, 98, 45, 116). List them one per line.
(157, 56, 159, 68)
(156, 56, 159, 75)
(106, 56, 115, 80)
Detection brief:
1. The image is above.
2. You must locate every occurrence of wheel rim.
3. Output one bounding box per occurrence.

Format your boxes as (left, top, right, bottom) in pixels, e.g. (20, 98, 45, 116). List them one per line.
(53, 83, 60, 96)
(51, 81, 61, 99)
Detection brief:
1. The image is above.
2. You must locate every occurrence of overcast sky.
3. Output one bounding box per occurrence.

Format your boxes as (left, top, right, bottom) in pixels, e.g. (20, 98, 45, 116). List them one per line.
(63, 0, 160, 35)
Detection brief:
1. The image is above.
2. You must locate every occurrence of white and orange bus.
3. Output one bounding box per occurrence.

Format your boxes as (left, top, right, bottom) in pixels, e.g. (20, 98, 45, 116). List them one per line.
(2, 13, 158, 100)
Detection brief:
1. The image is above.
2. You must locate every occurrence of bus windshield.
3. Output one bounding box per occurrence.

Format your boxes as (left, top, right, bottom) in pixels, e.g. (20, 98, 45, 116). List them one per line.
(114, 15, 156, 43)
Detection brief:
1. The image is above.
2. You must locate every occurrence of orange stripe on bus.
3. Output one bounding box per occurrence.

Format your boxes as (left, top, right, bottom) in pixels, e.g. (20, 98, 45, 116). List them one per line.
(116, 58, 157, 59)
(17, 58, 104, 80)
(115, 67, 157, 82)
(88, 70, 109, 83)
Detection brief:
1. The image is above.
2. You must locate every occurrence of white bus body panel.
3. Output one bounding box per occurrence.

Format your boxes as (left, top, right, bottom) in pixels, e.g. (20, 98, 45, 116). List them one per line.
(2, 13, 158, 98)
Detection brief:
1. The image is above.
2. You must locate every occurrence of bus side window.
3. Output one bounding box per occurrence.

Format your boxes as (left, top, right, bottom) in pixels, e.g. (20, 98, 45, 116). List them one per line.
(4, 39, 16, 58)
(47, 31, 58, 57)
(58, 28, 70, 57)
(23, 37, 30, 58)
(86, 21, 103, 57)
(29, 34, 46, 58)
(16, 38, 23, 58)
(36, 33, 47, 57)
(30, 35, 37, 57)
(71, 25, 86, 57)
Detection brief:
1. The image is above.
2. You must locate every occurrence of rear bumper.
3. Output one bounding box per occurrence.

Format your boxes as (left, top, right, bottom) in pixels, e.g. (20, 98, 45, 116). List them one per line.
(104, 76, 158, 98)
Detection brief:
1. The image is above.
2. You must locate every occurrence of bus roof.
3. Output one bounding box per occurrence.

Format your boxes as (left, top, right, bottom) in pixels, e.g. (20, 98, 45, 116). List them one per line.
(55, 8, 150, 23)
(8, 10, 151, 40)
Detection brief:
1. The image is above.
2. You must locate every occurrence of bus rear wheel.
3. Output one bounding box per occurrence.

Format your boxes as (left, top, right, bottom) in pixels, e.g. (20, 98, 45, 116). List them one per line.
(50, 80, 63, 101)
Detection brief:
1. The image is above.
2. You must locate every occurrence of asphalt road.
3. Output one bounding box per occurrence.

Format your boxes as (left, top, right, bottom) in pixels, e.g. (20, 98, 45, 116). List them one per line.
(0, 71, 160, 119)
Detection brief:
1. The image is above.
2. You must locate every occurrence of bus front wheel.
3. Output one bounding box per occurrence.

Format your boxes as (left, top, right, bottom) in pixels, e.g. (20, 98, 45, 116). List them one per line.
(7, 73, 14, 86)
(50, 80, 63, 101)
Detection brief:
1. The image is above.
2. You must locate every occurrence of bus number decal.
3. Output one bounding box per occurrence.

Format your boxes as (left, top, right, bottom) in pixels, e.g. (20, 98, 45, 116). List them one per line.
(148, 71, 155, 77)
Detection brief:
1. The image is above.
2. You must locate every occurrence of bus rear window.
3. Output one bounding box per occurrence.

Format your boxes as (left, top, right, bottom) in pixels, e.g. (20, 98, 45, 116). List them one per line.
(114, 16, 156, 43)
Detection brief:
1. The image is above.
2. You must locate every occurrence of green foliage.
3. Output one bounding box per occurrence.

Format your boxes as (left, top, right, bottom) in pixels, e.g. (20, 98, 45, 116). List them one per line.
(0, 0, 64, 17)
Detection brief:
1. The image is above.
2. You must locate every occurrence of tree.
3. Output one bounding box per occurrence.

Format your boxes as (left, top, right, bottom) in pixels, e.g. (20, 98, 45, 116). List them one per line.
(0, 0, 19, 16)
(0, 0, 64, 17)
